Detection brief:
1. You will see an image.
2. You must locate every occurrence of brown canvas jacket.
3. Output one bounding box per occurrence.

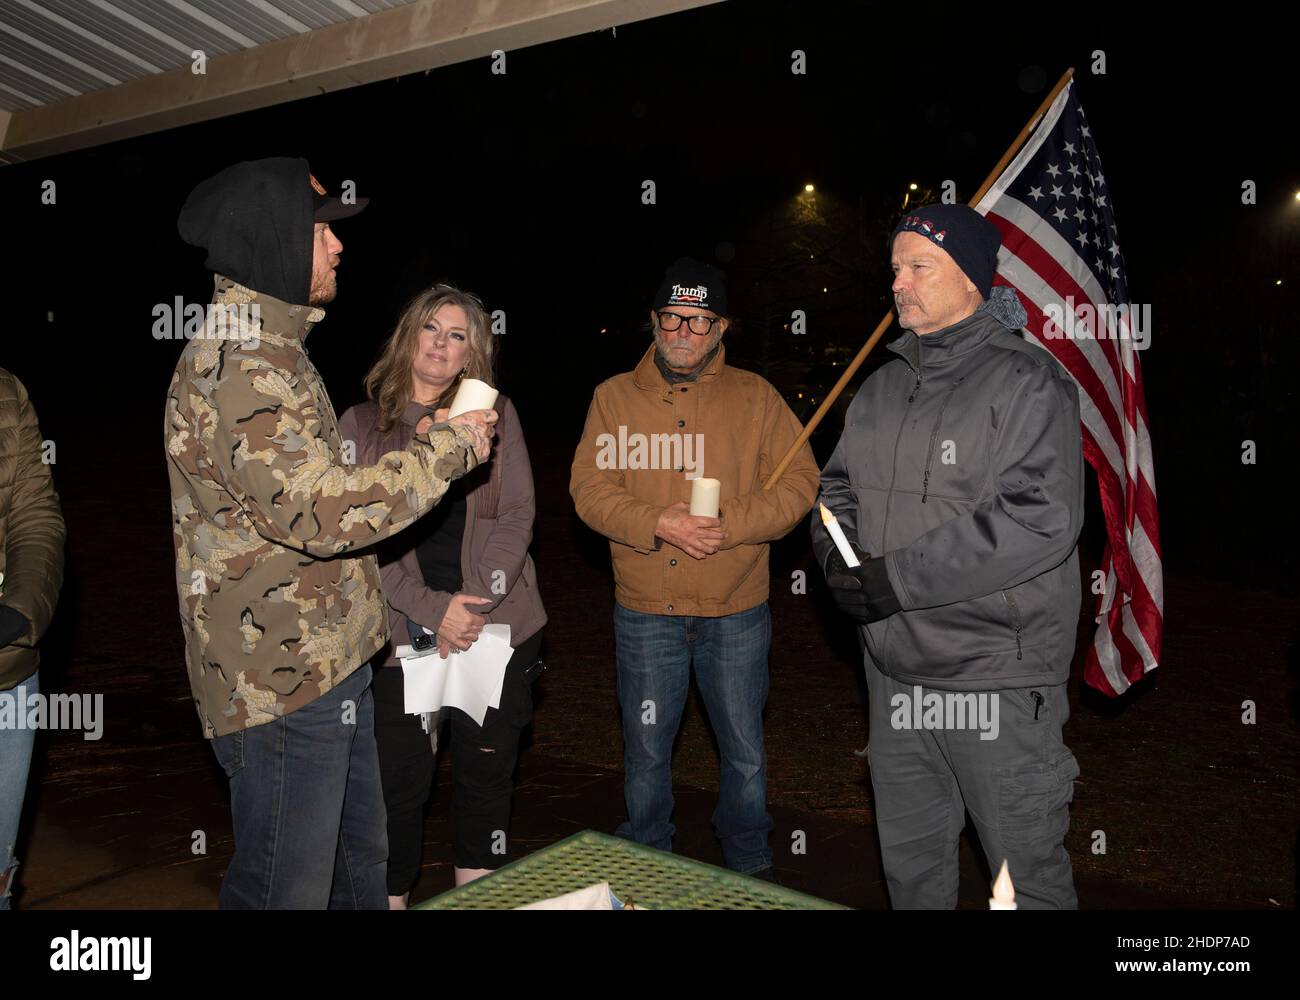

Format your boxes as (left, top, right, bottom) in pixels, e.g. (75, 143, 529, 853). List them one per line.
(570, 344, 818, 617)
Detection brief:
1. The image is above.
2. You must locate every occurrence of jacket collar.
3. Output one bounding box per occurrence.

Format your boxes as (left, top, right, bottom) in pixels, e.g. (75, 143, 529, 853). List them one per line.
(632, 341, 727, 393)
(213, 274, 324, 347)
(885, 307, 1001, 374)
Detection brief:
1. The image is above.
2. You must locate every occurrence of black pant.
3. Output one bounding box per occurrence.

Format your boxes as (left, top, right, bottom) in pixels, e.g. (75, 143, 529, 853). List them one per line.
(372, 629, 543, 893)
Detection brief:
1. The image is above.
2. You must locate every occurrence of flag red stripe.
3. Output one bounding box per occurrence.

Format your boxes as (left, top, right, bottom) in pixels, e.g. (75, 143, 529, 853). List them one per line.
(1012, 291, 1129, 467)
(988, 212, 1126, 383)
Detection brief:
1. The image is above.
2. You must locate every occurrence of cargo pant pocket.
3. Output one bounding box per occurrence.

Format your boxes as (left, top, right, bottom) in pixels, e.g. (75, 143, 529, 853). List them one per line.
(997, 749, 1080, 850)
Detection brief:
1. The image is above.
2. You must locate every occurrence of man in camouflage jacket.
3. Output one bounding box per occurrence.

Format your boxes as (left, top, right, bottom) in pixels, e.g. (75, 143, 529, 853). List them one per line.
(166, 157, 495, 908)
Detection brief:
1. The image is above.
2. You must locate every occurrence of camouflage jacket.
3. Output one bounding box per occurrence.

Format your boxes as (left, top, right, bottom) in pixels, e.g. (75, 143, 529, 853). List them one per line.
(165, 276, 480, 738)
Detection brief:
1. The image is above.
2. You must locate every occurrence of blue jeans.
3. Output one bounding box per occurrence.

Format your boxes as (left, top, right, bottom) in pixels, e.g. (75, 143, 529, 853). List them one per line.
(209, 663, 388, 909)
(613, 602, 774, 874)
(0, 669, 38, 910)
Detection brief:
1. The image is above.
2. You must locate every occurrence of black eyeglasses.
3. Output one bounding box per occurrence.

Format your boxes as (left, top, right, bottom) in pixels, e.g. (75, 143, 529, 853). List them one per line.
(656, 310, 722, 336)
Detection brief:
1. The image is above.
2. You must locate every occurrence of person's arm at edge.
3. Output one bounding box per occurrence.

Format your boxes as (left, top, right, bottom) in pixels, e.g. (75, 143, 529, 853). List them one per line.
(0, 374, 65, 647)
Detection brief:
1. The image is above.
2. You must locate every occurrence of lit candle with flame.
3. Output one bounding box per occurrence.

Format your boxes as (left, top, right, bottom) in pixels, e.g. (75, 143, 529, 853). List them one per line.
(818, 502, 860, 568)
(989, 859, 1017, 910)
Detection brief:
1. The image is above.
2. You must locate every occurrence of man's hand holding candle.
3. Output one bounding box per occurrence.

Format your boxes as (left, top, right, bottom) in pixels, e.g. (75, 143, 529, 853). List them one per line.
(655, 501, 726, 560)
(819, 517, 902, 625)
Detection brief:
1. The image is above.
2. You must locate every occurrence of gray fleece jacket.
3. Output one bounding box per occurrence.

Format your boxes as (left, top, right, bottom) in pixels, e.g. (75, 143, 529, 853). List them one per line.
(811, 289, 1084, 690)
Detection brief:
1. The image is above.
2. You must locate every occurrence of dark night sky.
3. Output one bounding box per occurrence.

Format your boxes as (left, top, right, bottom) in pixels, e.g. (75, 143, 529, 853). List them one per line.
(2, 0, 1297, 587)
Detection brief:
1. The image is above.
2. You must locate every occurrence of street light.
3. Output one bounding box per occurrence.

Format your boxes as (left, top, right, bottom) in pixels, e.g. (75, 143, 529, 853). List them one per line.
(909, 183, 918, 191)
(804, 183, 815, 193)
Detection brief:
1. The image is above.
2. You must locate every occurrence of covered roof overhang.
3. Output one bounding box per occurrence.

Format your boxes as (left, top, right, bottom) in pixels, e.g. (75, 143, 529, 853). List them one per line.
(0, 0, 721, 164)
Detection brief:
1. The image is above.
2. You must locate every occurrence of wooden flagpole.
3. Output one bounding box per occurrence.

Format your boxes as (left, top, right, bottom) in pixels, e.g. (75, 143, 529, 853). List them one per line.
(762, 66, 1076, 490)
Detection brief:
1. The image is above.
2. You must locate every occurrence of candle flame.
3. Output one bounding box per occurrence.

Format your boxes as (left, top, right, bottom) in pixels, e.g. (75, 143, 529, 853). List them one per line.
(819, 502, 836, 527)
(992, 859, 1015, 904)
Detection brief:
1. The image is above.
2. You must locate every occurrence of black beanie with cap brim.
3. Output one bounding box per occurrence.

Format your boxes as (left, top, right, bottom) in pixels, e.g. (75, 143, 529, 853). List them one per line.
(178, 157, 314, 306)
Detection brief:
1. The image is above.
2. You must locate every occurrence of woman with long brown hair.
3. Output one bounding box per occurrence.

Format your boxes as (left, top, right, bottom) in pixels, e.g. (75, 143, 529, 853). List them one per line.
(339, 284, 545, 908)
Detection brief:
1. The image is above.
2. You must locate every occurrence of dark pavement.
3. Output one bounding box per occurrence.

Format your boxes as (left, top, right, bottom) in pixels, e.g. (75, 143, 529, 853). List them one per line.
(20, 747, 1262, 910)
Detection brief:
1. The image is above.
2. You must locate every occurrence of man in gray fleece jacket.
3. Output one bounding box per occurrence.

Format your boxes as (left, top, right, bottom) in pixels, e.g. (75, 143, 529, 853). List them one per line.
(812, 204, 1084, 909)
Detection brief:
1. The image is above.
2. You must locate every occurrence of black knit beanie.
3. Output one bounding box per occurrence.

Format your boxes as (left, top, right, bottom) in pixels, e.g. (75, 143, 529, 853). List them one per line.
(890, 204, 1003, 298)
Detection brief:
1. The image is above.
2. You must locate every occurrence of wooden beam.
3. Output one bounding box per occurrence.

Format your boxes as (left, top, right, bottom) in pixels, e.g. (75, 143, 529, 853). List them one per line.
(0, 110, 20, 166)
(0, 0, 723, 163)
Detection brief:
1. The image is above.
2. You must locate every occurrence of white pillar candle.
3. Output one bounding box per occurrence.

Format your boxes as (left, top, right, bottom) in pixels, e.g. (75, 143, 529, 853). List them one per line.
(989, 859, 1017, 910)
(689, 478, 721, 518)
(448, 378, 499, 418)
(818, 502, 861, 567)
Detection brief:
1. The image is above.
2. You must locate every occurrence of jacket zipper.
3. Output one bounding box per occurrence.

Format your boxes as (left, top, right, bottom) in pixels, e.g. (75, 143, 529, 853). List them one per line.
(920, 377, 963, 504)
(881, 369, 921, 566)
(1001, 590, 1024, 660)
(878, 367, 921, 665)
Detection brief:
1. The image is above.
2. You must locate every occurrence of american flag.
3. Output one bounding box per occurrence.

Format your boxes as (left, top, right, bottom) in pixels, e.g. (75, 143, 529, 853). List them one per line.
(975, 81, 1163, 696)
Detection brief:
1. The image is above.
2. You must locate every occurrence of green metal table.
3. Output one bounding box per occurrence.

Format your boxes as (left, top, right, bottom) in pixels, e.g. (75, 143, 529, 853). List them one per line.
(414, 829, 848, 910)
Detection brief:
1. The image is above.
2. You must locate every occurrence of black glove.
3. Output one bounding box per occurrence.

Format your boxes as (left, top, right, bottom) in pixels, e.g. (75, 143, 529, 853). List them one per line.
(823, 541, 902, 625)
(0, 604, 31, 647)
(822, 533, 869, 582)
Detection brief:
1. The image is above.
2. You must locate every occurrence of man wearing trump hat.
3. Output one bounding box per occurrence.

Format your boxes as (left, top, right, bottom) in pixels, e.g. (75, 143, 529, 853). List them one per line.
(571, 256, 818, 878)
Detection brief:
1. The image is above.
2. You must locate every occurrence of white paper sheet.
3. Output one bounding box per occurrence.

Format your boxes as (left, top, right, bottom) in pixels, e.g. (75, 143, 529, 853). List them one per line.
(514, 882, 617, 910)
(397, 623, 512, 726)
